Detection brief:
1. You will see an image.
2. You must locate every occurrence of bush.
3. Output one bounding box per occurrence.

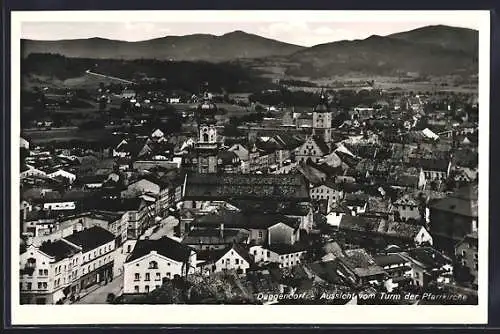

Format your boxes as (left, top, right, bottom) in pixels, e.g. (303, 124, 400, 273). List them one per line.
(106, 293, 116, 303)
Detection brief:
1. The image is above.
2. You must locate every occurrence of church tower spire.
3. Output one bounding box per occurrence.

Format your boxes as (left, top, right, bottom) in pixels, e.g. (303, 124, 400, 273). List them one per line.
(194, 82, 220, 174)
(312, 89, 332, 145)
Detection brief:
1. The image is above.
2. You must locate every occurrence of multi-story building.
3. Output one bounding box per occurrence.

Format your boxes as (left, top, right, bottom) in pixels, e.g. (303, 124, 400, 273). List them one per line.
(455, 232, 478, 288)
(123, 237, 197, 295)
(19, 226, 116, 304)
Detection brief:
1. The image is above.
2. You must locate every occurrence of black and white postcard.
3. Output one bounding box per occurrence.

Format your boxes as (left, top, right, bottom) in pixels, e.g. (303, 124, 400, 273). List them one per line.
(10, 10, 490, 325)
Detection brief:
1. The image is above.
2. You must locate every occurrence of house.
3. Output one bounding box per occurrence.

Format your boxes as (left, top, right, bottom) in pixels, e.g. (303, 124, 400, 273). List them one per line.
(121, 177, 161, 198)
(182, 174, 310, 210)
(121, 89, 136, 99)
(199, 244, 252, 275)
(374, 253, 412, 284)
(46, 169, 77, 184)
(392, 194, 421, 221)
(429, 184, 478, 254)
(191, 211, 300, 246)
(20, 165, 47, 179)
(63, 226, 116, 292)
(182, 228, 250, 251)
(57, 211, 124, 245)
(337, 248, 387, 285)
(79, 175, 107, 189)
(454, 232, 478, 288)
(410, 158, 451, 181)
(268, 221, 301, 246)
(401, 247, 454, 288)
(295, 136, 330, 163)
(20, 226, 116, 304)
(123, 237, 197, 294)
(19, 240, 81, 304)
(343, 193, 368, 216)
(310, 181, 343, 211)
(250, 244, 307, 268)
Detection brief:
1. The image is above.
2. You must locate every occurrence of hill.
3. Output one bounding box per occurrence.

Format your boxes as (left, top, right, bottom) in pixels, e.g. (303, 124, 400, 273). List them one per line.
(388, 24, 478, 55)
(21, 31, 304, 62)
(279, 25, 478, 79)
(21, 53, 277, 93)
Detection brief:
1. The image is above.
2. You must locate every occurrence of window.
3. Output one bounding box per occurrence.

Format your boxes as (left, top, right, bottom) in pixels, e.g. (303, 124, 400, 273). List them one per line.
(100, 249, 102, 255)
(83, 255, 86, 262)
(99, 260, 101, 267)
(221, 259, 224, 264)
(145, 273, 150, 281)
(145, 285, 150, 293)
(38, 269, 43, 276)
(134, 273, 140, 281)
(149, 261, 158, 269)
(415, 272, 420, 279)
(267, 251, 270, 257)
(127, 245, 132, 253)
(155, 273, 161, 281)
(27, 282, 32, 290)
(166, 272, 171, 278)
(235, 259, 239, 265)
(134, 285, 139, 293)
(258, 231, 263, 238)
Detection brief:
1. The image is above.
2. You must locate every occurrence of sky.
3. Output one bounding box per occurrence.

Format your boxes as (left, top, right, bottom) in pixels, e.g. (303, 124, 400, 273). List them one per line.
(20, 12, 482, 47)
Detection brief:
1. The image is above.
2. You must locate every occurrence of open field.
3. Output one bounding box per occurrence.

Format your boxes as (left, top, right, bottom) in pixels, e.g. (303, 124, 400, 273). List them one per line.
(24, 127, 112, 143)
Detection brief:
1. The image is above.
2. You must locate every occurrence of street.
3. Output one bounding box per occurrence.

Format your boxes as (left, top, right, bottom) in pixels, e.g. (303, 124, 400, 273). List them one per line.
(145, 216, 179, 240)
(74, 275, 124, 304)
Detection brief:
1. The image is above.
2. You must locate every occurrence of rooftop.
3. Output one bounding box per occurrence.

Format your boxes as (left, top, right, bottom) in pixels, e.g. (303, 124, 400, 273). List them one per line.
(126, 236, 193, 263)
(39, 239, 80, 261)
(184, 173, 309, 201)
(63, 226, 115, 252)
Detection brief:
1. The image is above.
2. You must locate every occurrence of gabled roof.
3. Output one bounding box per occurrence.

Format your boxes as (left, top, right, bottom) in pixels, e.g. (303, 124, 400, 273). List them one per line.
(63, 226, 115, 252)
(126, 236, 193, 263)
(311, 136, 330, 156)
(373, 253, 409, 267)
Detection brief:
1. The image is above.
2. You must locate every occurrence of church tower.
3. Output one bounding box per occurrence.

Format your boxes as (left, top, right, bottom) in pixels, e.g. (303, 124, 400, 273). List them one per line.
(312, 90, 332, 145)
(194, 84, 220, 174)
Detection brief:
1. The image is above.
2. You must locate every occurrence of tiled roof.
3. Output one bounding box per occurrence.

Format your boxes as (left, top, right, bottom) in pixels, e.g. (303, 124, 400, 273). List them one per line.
(341, 248, 386, 278)
(267, 243, 307, 255)
(182, 228, 249, 246)
(430, 184, 478, 217)
(373, 254, 408, 267)
(63, 226, 115, 252)
(406, 247, 452, 269)
(311, 136, 330, 156)
(184, 174, 309, 201)
(126, 237, 193, 263)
